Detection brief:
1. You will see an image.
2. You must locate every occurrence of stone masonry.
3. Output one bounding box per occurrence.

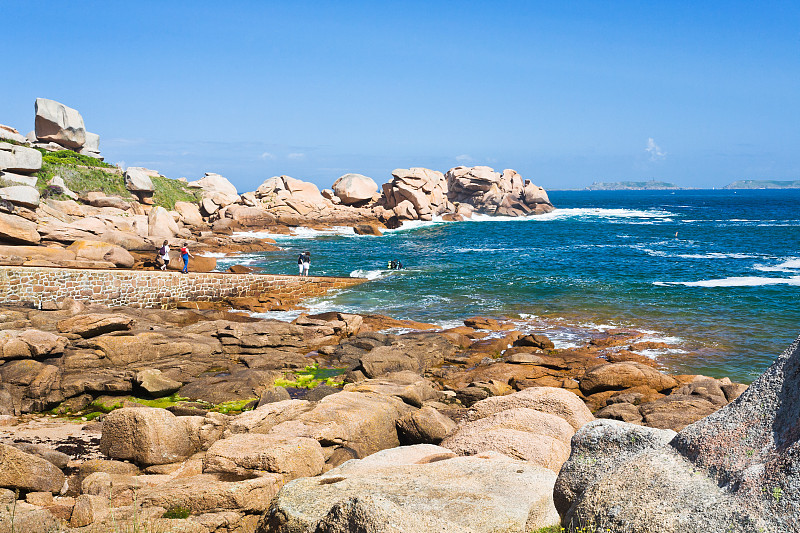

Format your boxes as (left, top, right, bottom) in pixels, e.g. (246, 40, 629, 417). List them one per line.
(0, 266, 366, 309)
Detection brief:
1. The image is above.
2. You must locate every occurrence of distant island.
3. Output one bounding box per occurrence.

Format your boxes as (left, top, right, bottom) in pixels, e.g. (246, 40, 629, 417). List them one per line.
(584, 180, 681, 191)
(724, 180, 800, 189)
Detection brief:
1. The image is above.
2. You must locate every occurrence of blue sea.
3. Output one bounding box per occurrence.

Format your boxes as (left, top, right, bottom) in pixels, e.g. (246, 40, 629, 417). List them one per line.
(215, 190, 800, 384)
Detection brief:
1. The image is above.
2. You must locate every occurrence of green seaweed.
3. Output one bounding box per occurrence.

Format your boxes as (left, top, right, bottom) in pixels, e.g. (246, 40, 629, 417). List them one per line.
(274, 363, 346, 389)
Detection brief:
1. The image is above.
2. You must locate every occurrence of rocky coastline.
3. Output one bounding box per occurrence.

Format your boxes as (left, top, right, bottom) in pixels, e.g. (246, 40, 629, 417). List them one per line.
(0, 98, 797, 532)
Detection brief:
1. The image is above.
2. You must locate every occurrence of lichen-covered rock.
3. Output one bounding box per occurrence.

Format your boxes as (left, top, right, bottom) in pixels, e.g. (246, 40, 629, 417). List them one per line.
(556, 335, 800, 532)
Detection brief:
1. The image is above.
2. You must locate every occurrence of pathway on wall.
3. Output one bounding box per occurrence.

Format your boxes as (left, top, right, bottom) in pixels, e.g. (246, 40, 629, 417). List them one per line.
(0, 266, 365, 309)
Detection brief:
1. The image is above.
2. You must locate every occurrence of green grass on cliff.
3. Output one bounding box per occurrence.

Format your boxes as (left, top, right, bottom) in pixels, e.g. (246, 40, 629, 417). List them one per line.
(38, 148, 116, 169)
(32, 153, 201, 210)
(151, 174, 202, 210)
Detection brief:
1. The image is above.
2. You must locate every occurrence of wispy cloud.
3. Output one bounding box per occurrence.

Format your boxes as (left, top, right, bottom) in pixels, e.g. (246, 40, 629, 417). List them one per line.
(260, 152, 276, 160)
(455, 154, 473, 163)
(287, 152, 305, 160)
(114, 160, 126, 169)
(646, 138, 667, 160)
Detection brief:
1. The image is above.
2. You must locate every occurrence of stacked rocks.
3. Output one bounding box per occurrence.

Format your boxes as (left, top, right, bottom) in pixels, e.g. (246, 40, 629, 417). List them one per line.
(446, 166, 554, 216)
(33, 98, 102, 159)
(381, 168, 454, 221)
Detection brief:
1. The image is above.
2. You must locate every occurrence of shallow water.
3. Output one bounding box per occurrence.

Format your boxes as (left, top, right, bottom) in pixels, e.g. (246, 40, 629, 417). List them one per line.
(218, 189, 800, 383)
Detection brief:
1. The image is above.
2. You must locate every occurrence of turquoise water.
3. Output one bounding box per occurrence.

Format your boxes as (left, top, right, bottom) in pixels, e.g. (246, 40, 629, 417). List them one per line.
(216, 190, 800, 383)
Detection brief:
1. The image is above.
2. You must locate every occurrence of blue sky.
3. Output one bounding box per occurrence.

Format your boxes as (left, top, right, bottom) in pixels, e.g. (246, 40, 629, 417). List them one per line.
(3, 1, 799, 191)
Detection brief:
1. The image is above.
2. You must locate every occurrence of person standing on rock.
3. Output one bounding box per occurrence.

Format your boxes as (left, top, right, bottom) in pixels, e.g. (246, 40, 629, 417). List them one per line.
(302, 251, 311, 277)
(159, 240, 170, 271)
(298, 252, 305, 276)
(180, 243, 193, 274)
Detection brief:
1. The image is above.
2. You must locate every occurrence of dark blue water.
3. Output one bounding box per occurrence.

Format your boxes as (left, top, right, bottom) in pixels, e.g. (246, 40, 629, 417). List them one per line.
(217, 190, 800, 383)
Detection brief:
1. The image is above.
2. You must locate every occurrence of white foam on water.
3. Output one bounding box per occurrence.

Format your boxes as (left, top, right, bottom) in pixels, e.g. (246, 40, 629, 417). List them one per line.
(676, 252, 760, 260)
(250, 310, 304, 322)
(754, 258, 800, 272)
(382, 218, 452, 233)
(350, 269, 387, 280)
(655, 276, 800, 287)
(197, 252, 229, 258)
(232, 226, 356, 241)
(469, 207, 675, 223)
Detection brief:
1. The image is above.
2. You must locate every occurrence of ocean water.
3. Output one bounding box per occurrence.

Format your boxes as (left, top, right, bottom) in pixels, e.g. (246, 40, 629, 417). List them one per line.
(217, 190, 800, 384)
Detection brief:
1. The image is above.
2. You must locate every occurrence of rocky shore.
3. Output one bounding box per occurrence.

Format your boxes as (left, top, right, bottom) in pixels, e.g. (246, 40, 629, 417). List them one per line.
(0, 296, 787, 532)
(1, 97, 798, 532)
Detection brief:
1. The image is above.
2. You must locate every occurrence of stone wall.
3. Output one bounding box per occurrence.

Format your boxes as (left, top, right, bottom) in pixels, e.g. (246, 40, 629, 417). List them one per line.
(0, 266, 365, 309)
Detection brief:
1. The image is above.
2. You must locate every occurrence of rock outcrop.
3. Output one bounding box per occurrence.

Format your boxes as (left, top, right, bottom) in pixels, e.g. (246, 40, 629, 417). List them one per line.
(381, 167, 453, 221)
(555, 334, 800, 532)
(446, 166, 554, 216)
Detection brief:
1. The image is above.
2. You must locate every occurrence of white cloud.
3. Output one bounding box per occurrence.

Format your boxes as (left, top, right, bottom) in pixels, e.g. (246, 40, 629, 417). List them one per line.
(287, 152, 305, 160)
(455, 154, 473, 163)
(646, 138, 667, 160)
(260, 152, 276, 160)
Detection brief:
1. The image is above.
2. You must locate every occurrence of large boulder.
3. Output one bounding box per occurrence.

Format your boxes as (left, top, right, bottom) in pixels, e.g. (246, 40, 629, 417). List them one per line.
(579, 361, 679, 395)
(442, 407, 575, 471)
(0, 142, 42, 174)
(123, 167, 154, 194)
(188, 172, 239, 207)
(147, 206, 179, 239)
(468, 386, 594, 430)
(34, 98, 86, 149)
(174, 201, 204, 227)
(258, 445, 560, 532)
(0, 185, 40, 209)
(99, 407, 198, 466)
(0, 329, 68, 359)
(0, 124, 27, 144)
(0, 443, 65, 493)
(66, 240, 135, 268)
(555, 334, 800, 532)
(0, 213, 41, 244)
(332, 173, 378, 205)
(204, 434, 325, 480)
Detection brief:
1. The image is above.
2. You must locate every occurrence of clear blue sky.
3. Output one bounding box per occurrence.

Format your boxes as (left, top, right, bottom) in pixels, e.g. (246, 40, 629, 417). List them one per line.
(3, 1, 799, 191)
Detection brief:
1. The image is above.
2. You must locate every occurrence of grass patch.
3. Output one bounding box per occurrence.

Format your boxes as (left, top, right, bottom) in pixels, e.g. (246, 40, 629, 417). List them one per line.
(151, 174, 201, 210)
(162, 507, 190, 520)
(0, 137, 27, 147)
(39, 149, 115, 168)
(274, 363, 346, 389)
(35, 161, 132, 199)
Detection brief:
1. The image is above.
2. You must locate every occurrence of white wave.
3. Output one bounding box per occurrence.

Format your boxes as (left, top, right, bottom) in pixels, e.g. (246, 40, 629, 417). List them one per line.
(197, 252, 229, 258)
(655, 276, 800, 287)
(232, 226, 356, 241)
(676, 252, 759, 259)
(350, 269, 387, 280)
(754, 258, 800, 272)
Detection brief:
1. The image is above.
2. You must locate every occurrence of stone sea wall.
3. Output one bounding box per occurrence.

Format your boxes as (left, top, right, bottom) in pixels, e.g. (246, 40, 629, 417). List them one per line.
(0, 266, 365, 309)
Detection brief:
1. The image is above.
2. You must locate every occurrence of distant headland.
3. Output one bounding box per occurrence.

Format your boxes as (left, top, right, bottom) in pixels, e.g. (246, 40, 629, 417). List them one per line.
(723, 179, 800, 189)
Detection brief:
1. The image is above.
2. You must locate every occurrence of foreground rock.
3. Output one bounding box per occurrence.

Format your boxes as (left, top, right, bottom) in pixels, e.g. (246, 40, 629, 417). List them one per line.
(555, 335, 798, 532)
(259, 444, 559, 532)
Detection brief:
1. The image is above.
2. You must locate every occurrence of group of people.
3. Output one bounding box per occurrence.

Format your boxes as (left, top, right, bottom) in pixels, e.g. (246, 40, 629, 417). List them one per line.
(157, 240, 193, 273)
(297, 251, 311, 277)
(387, 260, 403, 270)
